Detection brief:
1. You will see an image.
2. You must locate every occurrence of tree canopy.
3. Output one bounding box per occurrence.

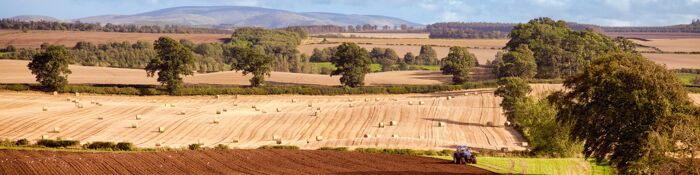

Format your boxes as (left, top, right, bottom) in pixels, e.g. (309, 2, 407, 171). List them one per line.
(494, 45, 537, 79)
(416, 45, 439, 65)
(27, 45, 72, 91)
(551, 52, 700, 174)
(330, 43, 372, 87)
(229, 46, 274, 87)
(440, 46, 477, 84)
(494, 77, 532, 121)
(145, 37, 195, 94)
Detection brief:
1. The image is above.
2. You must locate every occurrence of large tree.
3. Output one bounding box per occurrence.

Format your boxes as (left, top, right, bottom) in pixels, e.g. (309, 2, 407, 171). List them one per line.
(145, 37, 195, 94)
(416, 45, 438, 65)
(330, 42, 372, 87)
(495, 45, 537, 79)
(494, 77, 531, 121)
(27, 45, 72, 91)
(552, 52, 700, 174)
(379, 48, 399, 71)
(440, 46, 477, 84)
(230, 46, 274, 86)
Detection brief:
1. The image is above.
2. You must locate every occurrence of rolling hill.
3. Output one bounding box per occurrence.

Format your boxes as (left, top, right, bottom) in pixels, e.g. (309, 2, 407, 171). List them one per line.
(70, 6, 421, 28)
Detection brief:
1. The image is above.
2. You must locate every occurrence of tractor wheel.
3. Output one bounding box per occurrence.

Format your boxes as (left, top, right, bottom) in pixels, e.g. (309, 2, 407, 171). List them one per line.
(459, 157, 466, 165)
(471, 155, 477, 164)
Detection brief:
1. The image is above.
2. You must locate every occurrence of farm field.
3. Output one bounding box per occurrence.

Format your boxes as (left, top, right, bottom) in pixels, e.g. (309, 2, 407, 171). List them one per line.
(0, 88, 526, 150)
(315, 32, 430, 38)
(307, 37, 508, 49)
(605, 32, 700, 39)
(0, 30, 229, 48)
(299, 43, 501, 64)
(0, 60, 455, 86)
(434, 156, 615, 175)
(0, 149, 495, 175)
(632, 38, 700, 52)
(641, 53, 700, 69)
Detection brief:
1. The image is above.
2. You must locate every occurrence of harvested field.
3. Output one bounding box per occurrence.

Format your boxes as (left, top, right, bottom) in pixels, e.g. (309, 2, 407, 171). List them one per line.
(316, 32, 431, 39)
(642, 53, 700, 69)
(0, 60, 468, 85)
(0, 149, 495, 175)
(0, 30, 229, 48)
(605, 32, 700, 39)
(307, 37, 508, 49)
(299, 44, 501, 64)
(0, 89, 525, 151)
(632, 38, 700, 52)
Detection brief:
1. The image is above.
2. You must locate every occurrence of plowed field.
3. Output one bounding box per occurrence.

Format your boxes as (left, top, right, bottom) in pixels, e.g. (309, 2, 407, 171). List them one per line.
(0, 149, 495, 175)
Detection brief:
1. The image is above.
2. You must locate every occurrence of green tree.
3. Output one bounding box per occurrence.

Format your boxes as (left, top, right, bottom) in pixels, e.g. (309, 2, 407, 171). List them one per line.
(551, 53, 699, 174)
(513, 96, 582, 157)
(416, 45, 438, 65)
(379, 48, 399, 71)
(369, 47, 387, 63)
(230, 46, 274, 87)
(494, 77, 531, 121)
(495, 45, 537, 78)
(330, 43, 372, 87)
(27, 45, 72, 91)
(440, 46, 477, 84)
(145, 37, 195, 94)
(403, 52, 415, 64)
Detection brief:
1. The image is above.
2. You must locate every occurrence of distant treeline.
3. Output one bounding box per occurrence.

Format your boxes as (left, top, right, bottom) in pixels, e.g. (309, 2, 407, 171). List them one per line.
(284, 24, 423, 34)
(426, 22, 600, 39)
(602, 20, 700, 33)
(0, 18, 231, 34)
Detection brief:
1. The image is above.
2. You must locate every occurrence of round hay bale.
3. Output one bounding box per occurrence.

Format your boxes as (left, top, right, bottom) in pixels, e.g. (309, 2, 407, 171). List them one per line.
(308, 104, 313, 107)
(222, 108, 228, 112)
(408, 101, 413, 105)
(74, 92, 80, 96)
(169, 104, 175, 107)
(131, 123, 139, 128)
(177, 111, 186, 115)
(438, 122, 445, 127)
(66, 98, 72, 101)
(216, 110, 221, 114)
(349, 104, 354, 107)
(155, 143, 161, 147)
(392, 134, 399, 138)
(52, 91, 58, 96)
(252, 105, 257, 109)
(363, 134, 371, 138)
(316, 107, 321, 111)
(262, 110, 267, 114)
(215, 95, 221, 99)
(52, 127, 60, 133)
(464, 92, 469, 96)
(501, 147, 509, 152)
(235, 95, 239, 99)
(272, 135, 281, 140)
(232, 102, 238, 106)
(42, 106, 48, 111)
(41, 135, 49, 139)
(135, 115, 142, 120)
(364, 98, 370, 102)
(232, 139, 239, 143)
(254, 108, 260, 111)
(419, 101, 425, 105)
(315, 136, 324, 141)
(158, 127, 165, 133)
(291, 99, 297, 103)
(97, 116, 104, 120)
(522, 142, 529, 147)
(505, 121, 512, 126)
(276, 108, 282, 112)
(389, 121, 397, 126)
(213, 118, 220, 124)
(276, 139, 283, 144)
(375, 98, 380, 102)
(378, 122, 385, 128)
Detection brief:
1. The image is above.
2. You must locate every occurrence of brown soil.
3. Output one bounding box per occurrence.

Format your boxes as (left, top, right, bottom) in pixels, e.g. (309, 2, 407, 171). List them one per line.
(0, 149, 496, 175)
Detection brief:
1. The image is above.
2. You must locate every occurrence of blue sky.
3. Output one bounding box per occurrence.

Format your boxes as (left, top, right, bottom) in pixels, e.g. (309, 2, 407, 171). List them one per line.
(1, 0, 699, 26)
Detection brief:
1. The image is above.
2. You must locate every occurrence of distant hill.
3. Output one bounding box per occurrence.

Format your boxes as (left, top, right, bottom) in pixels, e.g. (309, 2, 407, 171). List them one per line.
(10, 15, 62, 22)
(73, 6, 421, 28)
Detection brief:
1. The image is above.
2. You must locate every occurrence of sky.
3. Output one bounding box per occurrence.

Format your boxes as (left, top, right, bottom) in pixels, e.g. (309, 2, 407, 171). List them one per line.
(0, 0, 699, 26)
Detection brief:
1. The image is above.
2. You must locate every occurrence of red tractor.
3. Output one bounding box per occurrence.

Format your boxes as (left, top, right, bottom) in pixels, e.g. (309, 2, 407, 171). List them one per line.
(453, 145, 477, 164)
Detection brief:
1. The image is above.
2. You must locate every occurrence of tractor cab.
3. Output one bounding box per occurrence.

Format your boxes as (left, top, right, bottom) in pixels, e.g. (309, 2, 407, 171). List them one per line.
(453, 145, 477, 164)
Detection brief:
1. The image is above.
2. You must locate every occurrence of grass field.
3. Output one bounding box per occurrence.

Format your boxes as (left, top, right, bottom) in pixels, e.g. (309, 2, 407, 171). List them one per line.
(310, 62, 382, 72)
(677, 73, 699, 85)
(434, 156, 615, 175)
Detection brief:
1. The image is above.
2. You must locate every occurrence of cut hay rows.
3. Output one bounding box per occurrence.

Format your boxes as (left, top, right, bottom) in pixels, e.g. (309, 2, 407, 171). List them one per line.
(0, 90, 531, 151)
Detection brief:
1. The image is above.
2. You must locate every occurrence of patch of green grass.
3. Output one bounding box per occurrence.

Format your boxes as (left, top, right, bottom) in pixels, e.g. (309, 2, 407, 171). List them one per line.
(310, 62, 382, 72)
(433, 156, 615, 175)
(409, 64, 441, 71)
(676, 73, 697, 85)
(0, 52, 7, 56)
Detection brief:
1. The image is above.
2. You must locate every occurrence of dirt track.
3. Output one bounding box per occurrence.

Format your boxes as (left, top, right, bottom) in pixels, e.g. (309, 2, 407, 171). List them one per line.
(0, 149, 495, 175)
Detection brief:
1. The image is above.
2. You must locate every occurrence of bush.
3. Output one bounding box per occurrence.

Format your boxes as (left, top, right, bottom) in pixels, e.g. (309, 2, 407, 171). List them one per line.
(115, 142, 136, 151)
(15, 138, 29, 146)
(188, 143, 203, 150)
(84, 141, 116, 150)
(258, 145, 299, 150)
(36, 139, 80, 148)
(354, 148, 455, 156)
(214, 144, 229, 150)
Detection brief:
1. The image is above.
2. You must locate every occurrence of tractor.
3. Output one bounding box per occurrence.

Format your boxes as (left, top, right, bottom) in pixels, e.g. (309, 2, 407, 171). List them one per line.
(453, 145, 477, 164)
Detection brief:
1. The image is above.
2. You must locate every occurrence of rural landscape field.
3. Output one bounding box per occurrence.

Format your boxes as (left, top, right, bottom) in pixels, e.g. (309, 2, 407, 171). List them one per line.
(1, 1, 699, 175)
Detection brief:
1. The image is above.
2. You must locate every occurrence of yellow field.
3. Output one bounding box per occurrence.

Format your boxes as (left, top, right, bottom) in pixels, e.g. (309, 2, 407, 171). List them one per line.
(633, 38, 700, 52)
(0, 30, 229, 48)
(642, 53, 700, 69)
(308, 37, 508, 49)
(316, 33, 430, 39)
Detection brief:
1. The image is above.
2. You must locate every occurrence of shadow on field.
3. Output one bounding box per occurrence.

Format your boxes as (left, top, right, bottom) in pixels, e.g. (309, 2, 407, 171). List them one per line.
(423, 118, 494, 127)
(408, 71, 452, 84)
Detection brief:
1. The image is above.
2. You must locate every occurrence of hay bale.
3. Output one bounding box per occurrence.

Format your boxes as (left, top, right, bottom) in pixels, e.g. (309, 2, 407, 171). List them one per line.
(262, 110, 267, 114)
(522, 142, 529, 147)
(418, 101, 425, 105)
(307, 104, 312, 107)
(135, 115, 142, 120)
(95, 102, 103, 106)
(213, 118, 220, 124)
(169, 104, 175, 107)
(42, 106, 48, 111)
(255, 108, 260, 111)
(276, 139, 283, 144)
(272, 135, 281, 140)
(232, 102, 238, 106)
(408, 101, 413, 105)
(315, 136, 324, 141)
(276, 108, 282, 112)
(164, 103, 169, 107)
(155, 143, 161, 147)
(216, 110, 221, 114)
(392, 134, 399, 138)
(363, 134, 371, 138)
(158, 127, 165, 133)
(505, 121, 512, 126)
(52, 127, 60, 133)
(438, 122, 445, 127)
(131, 123, 139, 128)
(464, 92, 469, 96)
(312, 111, 319, 116)
(74, 92, 80, 96)
(291, 99, 297, 103)
(364, 98, 370, 102)
(222, 108, 228, 112)
(66, 98, 72, 101)
(177, 111, 186, 115)
(252, 105, 257, 109)
(97, 116, 104, 120)
(501, 147, 509, 152)
(375, 98, 380, 102)
(447, 96, 454, 100)
(75, 103, 84, 108)
(349, 104, 354, 108)
(348, 98, 353, 102)
(389, 121, 397, 126)
(41, 135, 49, 139)
(316, 107, 321, 111)
(215, 95, 221, 99)
(232, 139, 239, 143)
(378, 122, 385, 128)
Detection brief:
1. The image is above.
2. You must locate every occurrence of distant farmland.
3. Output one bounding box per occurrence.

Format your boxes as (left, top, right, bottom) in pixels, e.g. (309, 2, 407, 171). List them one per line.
(0, 30, 229, 48)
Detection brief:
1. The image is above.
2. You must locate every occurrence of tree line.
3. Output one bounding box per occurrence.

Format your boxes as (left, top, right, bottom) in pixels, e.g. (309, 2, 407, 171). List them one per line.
(0, 18, 231, 34)
(493, 17, 699, 174)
